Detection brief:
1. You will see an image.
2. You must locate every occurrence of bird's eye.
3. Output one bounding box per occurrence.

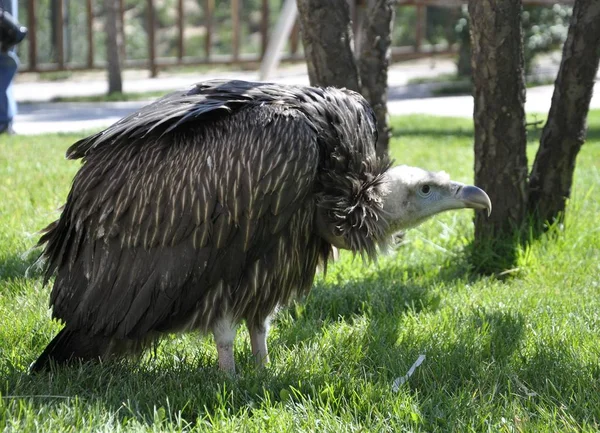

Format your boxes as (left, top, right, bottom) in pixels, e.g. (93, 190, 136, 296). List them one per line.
(420, 185, 431, 196)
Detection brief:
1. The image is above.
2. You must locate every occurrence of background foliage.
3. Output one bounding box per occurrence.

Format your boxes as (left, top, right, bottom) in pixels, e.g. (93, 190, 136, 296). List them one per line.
(17, 1, 571, 73)
(455, 4, 572, 76)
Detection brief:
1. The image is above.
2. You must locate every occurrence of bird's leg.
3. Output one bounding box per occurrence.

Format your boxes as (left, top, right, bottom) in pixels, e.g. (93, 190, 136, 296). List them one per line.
(248, 320, 270, 367)
(212, 314, 238, 374)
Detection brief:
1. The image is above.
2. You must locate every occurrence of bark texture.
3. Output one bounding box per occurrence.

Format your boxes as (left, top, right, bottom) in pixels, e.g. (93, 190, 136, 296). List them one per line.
(468, 0, 528, 240)
(358, 0, 395, 157)
(296, 0, 360, 92)
(105, 0, 123, 94)
(527, 0, 600, 227)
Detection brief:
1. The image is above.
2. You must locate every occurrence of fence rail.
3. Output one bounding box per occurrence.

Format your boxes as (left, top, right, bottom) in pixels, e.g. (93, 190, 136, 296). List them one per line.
(20, 0, 573, 75)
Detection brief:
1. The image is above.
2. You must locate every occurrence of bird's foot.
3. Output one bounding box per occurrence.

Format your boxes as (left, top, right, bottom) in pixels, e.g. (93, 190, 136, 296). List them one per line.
(249, 324, 270, 367)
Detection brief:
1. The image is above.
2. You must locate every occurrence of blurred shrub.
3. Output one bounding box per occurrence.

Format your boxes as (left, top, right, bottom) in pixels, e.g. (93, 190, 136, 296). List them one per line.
(455, 4, 572, 78)
(18, 1, 571, 73)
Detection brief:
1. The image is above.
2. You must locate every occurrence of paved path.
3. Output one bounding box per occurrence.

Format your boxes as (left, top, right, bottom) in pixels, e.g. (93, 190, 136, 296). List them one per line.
(10, 59, 600, 135)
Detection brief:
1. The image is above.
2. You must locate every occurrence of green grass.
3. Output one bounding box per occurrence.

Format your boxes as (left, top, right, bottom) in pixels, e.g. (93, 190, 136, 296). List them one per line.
(1, 113, 600, 432)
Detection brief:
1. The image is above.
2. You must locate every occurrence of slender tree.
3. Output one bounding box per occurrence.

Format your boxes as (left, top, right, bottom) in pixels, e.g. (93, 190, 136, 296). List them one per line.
(50, 0, 69, 63)
(105, 0, 123, 94)
(296, 0, 360, 92)
(358, 0, 395, 156)
(468, 0, 528, 246)
(296, 0, 395, 156)
(528, 0, 600, 229)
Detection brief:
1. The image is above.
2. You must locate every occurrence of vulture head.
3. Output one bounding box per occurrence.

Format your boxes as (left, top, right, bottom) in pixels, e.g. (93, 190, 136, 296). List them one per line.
(31, 80, 491, 374)
(316, 164, 491, 252)
(382, 165, 491, 233)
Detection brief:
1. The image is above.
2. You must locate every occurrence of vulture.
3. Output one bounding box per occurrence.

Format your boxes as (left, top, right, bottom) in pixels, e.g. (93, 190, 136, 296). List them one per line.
(31, 80, 491, 373)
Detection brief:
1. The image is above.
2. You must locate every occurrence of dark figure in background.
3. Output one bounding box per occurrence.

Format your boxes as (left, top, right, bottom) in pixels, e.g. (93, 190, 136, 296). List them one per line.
(0, 0, 27, 135)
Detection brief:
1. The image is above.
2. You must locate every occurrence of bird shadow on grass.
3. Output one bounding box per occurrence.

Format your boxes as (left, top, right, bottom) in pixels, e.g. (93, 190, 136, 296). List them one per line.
(0, 257, 456, 426)
(2, 308, 595, 429)
(2, 258, 595, 429)
(268, 240, 491, 351)
(0, 250, 44, 284)
(387, 309, 599, 430)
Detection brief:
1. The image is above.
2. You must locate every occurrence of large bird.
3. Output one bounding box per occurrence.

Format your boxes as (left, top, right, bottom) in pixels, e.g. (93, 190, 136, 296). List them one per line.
(31, 80, 491, 373)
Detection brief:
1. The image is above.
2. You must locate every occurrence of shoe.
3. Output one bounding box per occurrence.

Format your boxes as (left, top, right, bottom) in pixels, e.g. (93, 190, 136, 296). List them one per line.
(0, 123, 15, 135)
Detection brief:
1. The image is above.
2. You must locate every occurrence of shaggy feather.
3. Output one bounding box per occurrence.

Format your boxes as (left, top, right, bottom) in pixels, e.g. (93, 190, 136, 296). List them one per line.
(34, 80, 385, 370)
(316, 157, 392, 260)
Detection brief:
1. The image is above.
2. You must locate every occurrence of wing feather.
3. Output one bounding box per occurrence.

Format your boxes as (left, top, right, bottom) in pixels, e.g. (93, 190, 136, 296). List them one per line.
(65, 80, 293, 160)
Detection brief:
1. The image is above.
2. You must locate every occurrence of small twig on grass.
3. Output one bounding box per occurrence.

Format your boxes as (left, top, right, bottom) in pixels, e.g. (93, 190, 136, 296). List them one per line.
(512, 375, 538, 397)
(392, 354, 426, 392)
(525, 120, 544, 128)
(496, 267, 522, 277)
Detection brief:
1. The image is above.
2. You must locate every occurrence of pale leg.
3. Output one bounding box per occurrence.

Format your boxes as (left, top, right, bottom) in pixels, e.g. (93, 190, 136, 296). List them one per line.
(248, 321, 270, 367)
(213, 314, 238, 373)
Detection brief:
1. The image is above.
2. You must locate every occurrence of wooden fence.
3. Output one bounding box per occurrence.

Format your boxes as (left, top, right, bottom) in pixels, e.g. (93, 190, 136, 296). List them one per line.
(21, 0, 573, 75)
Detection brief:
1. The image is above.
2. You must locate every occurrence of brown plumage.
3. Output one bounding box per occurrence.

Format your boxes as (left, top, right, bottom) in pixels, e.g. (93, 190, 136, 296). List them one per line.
(31, 80, 491, 373)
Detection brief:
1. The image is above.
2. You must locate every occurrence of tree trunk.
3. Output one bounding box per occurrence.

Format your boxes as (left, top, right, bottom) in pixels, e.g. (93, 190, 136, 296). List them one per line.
(50, 0, 60, 62)
(296, 0, 360, 92)
(105, 0, 123, 94)
(468, 0, 528, 245)
(358, 0, 395, 157)
(527, 0, 600, 229)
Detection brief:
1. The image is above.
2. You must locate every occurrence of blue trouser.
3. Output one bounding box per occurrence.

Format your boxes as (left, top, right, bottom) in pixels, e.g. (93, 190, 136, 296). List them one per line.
(0, 51, 18, 130)
(1, 0, 18, 131)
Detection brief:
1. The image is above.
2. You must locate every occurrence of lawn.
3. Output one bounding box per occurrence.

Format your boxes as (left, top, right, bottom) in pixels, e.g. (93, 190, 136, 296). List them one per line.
(0, 113, 599, 432)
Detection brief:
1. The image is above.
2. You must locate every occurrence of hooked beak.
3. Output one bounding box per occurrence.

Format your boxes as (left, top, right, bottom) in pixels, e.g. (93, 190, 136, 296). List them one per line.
(455, 184, 492, 216)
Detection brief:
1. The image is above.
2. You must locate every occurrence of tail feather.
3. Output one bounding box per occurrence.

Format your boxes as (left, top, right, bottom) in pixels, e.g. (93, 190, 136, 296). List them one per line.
(30, 328, 148, 373)
(29, 328, 110, 372)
